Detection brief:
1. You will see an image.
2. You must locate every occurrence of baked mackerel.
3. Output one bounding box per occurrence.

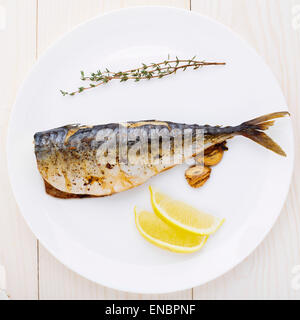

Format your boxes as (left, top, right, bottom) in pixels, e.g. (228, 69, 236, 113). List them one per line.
(34, 112, 288, 198)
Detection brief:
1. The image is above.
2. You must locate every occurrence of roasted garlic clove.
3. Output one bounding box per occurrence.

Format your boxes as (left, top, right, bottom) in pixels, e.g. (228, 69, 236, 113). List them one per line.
(204, 146, 224, 166)
(195, 142, 227, 167)
(185, 165, 212, 188)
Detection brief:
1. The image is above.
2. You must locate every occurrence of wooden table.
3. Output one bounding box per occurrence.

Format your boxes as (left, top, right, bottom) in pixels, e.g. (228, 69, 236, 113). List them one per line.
(0, 0, 299, 300)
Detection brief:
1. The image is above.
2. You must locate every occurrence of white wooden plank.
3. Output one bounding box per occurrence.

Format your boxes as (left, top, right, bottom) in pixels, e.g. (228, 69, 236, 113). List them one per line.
(37, 0, 191, 300)
(192, 0, 300, 299)
(102, 0, 190, 11)
(37, 0, 102, 56)
(0, 0, 38, 300)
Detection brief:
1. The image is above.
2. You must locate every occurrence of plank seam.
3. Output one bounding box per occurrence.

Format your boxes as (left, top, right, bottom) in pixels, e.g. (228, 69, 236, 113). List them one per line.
(36, 0, 40, 301)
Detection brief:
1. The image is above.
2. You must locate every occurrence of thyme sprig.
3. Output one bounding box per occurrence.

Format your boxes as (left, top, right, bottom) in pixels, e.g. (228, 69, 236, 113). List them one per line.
(60, 56, 225, 96)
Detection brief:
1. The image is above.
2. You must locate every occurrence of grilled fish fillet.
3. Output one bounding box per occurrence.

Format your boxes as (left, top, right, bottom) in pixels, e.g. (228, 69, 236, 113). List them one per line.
(34, 112, 289, 198)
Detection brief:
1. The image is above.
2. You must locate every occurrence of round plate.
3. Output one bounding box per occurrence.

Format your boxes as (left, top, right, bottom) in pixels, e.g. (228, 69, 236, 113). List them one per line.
(7, 7, 294, 294)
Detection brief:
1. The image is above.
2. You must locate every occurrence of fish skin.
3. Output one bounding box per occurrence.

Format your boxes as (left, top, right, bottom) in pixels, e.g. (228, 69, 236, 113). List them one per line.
(34, 121, 217, 196)
(34, 112, 288, 197)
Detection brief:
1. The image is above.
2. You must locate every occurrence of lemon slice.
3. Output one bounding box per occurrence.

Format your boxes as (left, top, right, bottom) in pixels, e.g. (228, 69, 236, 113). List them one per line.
(135, 207, 208, 253)
(150, 186, 225, 235)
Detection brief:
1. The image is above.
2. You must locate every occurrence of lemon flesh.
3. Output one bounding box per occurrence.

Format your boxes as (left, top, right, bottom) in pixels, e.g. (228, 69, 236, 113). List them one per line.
(150, 187, 225, 235)
(135, 207, 208, 253)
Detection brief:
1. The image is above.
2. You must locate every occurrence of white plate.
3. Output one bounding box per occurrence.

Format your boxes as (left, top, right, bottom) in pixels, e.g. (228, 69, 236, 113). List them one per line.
(7, 7, 294, 294)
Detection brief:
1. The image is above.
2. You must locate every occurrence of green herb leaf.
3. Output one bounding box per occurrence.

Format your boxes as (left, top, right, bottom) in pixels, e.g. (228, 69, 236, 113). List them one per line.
(61, 57, 225, 96)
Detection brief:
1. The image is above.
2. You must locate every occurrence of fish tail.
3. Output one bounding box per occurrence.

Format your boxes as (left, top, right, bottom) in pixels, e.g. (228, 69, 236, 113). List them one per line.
(236, 111, 289, 157)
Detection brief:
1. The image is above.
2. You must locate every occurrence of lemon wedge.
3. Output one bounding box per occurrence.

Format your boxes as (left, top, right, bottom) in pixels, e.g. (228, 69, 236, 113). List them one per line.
(135, 207, 208, 253)
(150, 186, 225, 235)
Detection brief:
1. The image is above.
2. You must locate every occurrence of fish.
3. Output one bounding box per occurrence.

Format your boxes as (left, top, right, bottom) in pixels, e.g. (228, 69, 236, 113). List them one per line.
(34, 111, 289, 198)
